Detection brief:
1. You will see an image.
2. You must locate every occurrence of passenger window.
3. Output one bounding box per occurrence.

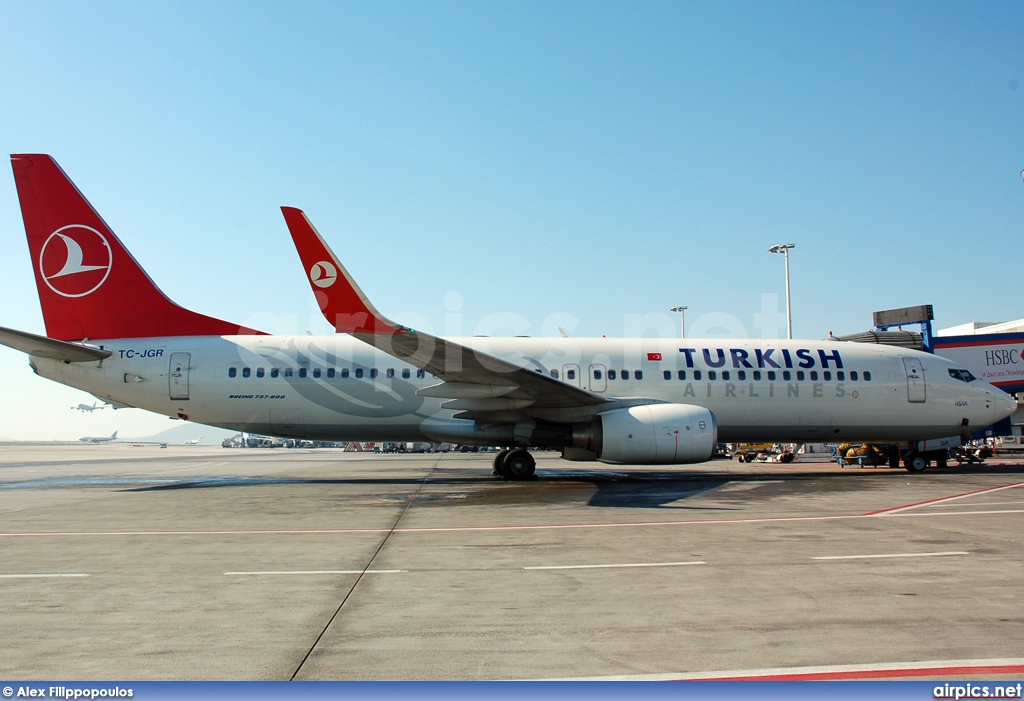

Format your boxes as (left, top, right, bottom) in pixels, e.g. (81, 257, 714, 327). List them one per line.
(416, 370, 426, 379)
(753, 371, 761, 381)
(607, 369, 615, 380)
(242, 367, 251, 378)
(767, 371, 776, 381)
(327, 368, 335, 379)
(270, 368, 280, 378)
(782, 371, 791, 381)
(386, 368, 395, 378)
(402, 369, 410, 379)
(737, 371, 745, 381)
(693, 370, 702, 381)
(355, 368, 363, 378)
(722, 371, 730, 381)
(594, 369, 603, 380)
(709, 371, 717, 381)
(341, 368, 350, 378)
(837, 371, 845, 381)
(370, 368, 378, 379)
(622, 370, 630, 380)
(810, 371, 818, 381)
(677, 370, 686, 380)
(313, 368, 321, 378)
(551, 369, 559, 379)
(566, 369, 575, 380)
(864, 371, 871, 381)
(663, 370, 671, 380)
(796, 371, 804, 381)
(635, 370, 643, 380)
(228, 367, 237, 378)
(850, 371, 858, 381)
(256, 367, 265, 378)
(823, 371, 831, 381)
(299, 368, 307, 378)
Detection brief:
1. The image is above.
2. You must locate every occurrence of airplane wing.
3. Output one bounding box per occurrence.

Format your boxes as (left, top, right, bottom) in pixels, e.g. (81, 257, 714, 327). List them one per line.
(0, 324, 112, 362)
(280, 207, 611, 417)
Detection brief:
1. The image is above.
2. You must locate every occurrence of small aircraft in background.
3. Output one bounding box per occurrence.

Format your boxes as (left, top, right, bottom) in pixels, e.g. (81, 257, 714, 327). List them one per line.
(72, 402, 105, 413)
(184, 436, 203, 445)
(79, 431, 117, 443)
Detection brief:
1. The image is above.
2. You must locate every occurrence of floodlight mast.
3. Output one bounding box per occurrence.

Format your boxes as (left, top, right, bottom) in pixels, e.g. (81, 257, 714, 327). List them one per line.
(670, 305, 687, 339)
(768, 244, 795, 340)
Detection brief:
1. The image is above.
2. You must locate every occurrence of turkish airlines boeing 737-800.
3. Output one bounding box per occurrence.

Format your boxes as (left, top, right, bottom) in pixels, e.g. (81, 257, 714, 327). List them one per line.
(1, 154, 1016, 479)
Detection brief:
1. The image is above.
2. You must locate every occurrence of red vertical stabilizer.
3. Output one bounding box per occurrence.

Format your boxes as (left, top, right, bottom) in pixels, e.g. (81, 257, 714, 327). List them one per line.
(11, 154, 261, 341)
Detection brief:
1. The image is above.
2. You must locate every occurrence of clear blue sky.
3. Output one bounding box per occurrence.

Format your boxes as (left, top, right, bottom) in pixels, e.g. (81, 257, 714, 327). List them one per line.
(1, 1, 1022, 439)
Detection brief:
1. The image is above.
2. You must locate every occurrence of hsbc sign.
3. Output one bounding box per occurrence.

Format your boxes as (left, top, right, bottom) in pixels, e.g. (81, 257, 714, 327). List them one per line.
(985, 348, 1021, 366)
(934, 334, 1024, 393)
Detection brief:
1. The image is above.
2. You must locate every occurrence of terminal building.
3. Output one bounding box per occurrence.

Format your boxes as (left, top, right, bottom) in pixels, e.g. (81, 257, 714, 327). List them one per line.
(934, 318, 1024, 438)
(836, 306, 1024, 439)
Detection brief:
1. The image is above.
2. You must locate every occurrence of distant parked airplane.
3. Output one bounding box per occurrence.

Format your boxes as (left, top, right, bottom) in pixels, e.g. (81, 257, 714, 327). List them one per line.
(72, 401, 105, 412)
(80, 431, 117, 443)
(184, 436, 202, 445)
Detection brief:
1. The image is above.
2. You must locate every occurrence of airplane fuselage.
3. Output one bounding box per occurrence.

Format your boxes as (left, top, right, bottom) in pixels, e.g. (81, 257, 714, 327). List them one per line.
(33, 334, 1008, 448)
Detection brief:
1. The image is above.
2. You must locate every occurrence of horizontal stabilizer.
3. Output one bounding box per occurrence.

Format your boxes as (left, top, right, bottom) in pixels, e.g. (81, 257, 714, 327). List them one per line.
(0, 324, 112, 362)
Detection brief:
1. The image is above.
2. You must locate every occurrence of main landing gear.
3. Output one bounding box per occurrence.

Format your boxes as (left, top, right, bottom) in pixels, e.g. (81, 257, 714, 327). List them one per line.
(492, 449, 536, 481)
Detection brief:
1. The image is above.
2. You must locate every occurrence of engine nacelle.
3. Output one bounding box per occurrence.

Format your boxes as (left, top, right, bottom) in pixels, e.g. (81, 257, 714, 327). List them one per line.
(576, 404, 717, 465)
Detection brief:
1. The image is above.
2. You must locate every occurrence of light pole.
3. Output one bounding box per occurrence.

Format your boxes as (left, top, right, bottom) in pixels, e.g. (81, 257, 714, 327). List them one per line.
(768, 244, 795, 339)
(670, 305, 687, 339)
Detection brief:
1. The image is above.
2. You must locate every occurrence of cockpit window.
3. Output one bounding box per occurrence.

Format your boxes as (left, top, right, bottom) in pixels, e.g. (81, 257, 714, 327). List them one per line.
(948, 368, 977, 383)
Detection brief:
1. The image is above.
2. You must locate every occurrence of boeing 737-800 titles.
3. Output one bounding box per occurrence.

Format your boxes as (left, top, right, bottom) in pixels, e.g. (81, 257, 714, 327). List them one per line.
(0, 154, 1016, 479)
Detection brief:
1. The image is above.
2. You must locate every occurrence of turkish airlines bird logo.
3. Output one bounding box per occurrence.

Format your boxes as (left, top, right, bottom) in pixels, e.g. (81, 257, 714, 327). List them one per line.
(39, 225, 113, 298)
(310, 261, 338, 288)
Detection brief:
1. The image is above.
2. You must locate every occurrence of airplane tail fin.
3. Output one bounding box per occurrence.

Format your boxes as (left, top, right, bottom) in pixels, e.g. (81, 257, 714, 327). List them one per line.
(11, 154, 261, 341)
(280, 206, 396, 335)
(111, 431, 117, 439)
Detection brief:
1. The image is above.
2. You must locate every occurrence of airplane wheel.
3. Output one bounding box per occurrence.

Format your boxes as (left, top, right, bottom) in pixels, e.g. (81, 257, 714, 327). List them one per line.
(502, 450, 536, 481)
(904, 454, 927, 473)
(492, 450, 510, 477)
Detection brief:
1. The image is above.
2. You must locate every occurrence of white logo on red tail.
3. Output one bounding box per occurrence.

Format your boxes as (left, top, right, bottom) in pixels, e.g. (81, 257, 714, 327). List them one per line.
(39, 225, 113, 298)
(310, 261, 337, 288)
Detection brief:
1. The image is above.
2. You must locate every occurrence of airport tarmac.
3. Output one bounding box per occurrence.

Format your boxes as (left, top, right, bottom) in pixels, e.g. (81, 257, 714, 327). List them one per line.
(0, 443, 1022, 681)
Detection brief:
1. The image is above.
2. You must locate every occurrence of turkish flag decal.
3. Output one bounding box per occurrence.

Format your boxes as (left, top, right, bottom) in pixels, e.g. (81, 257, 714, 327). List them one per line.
(647, 352, 663, 361)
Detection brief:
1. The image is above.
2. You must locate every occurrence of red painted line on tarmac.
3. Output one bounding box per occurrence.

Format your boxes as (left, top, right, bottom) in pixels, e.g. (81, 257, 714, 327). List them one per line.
(0, 513, 872, 538)
(692, 663, 1024, 681)
(2, 487, 1023, 539)
(863, 481, 1024, 516)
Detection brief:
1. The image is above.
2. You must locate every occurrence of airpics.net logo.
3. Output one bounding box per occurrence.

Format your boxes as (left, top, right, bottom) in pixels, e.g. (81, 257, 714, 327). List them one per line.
(309, 261, 337, 288)
(38, 225, 112, 298)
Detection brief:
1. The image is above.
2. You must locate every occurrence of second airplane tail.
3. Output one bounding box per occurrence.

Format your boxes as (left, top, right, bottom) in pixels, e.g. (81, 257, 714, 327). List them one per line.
(11, 154, 261, 341)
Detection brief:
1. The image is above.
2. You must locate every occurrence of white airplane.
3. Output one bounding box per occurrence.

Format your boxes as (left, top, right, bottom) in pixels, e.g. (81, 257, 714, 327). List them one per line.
(0, 154, 1016, 480)
(72, 401, 105, 412)
(80, 431, 117, 443)
(184, 436, 202, 445)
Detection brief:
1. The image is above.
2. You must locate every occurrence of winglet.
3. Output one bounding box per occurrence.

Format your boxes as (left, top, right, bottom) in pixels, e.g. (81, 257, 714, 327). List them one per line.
(281, 207, 397, 335)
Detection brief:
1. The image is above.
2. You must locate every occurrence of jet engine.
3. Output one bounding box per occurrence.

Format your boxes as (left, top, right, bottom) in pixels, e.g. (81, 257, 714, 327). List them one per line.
(571, 403, 718, 465)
